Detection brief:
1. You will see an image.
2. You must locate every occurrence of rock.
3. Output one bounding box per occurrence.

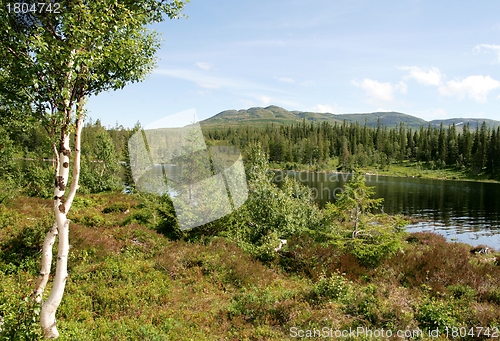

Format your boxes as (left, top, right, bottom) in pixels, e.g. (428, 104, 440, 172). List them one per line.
(470, 245, 492, 254)
(274, 239, 287, 252)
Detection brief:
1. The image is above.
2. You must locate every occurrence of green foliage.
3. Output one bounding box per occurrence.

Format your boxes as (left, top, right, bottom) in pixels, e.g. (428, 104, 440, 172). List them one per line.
(0, 177, 19, 204)
(309, 272, 355, 305)
(0, 295, 42, 341)
(0, 125, 15, 177)
(0, 194, 499, 340)
(447, 284, 477, 301)
(204, 111, 500, 180)
(155, 195, 184, 240)
(20, 163, 54, 199)
(225, 143, 321, 261)
(227, 286, 300, 326)
(73, 213, 107, 228)
(325, 171, 383, 231)
(102, 202, 129, 214)
(80, 128, 122, 193)
(417, 297, 459, 330)
(71, 196, 97, 209)
(324, 172, 406, 267)
(228, 287, 277, 323)
(0, 212, 52, 275)
(483, 287, 500, 305)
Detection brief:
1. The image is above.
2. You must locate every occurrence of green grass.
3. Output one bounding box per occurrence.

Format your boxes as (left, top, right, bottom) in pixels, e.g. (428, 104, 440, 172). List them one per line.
(362, 161, 499, 183)
(271, 159, 499, 183)
(1, 193, 499, 340)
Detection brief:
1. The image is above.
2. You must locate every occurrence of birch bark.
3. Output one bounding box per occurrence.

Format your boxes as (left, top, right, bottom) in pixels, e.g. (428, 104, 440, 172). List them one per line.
(37, 97, 84, 338)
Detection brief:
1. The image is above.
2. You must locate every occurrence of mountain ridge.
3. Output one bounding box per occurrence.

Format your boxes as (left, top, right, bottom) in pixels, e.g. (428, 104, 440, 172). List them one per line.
(201, 105, 500, 130)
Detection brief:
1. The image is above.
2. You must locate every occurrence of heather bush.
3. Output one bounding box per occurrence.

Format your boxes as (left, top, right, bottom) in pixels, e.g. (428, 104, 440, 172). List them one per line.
(1, 187, 499, 340)
(389, 232, 500, 294)
(102, 202, 129, 214)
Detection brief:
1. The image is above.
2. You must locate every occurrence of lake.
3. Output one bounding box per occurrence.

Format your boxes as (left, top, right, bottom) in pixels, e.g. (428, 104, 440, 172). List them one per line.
(278, 171, 500, 249)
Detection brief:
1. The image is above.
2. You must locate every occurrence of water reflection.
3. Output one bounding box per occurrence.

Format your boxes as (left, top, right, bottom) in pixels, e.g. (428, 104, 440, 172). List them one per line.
(279, 171, 500, 248)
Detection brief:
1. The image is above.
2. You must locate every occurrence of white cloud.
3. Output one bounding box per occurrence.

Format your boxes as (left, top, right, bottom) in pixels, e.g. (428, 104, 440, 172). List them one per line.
(276, 76, 295, 83)
(311, 104, 337, 113)
(395, 81, 408, 94)
(154, 68, 290, 96)
(474, 44, 500, 62)
(398, 66, 442, 86)
(259, 95, 272, 106)
(351, 78, 404, 103)
(195, 62, 212, 70)
(438, 75, 500, 102)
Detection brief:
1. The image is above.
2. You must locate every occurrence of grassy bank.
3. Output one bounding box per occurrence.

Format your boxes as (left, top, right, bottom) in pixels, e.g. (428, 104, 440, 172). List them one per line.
(1, 192, 499, 340)
(270, 159, 500, 183)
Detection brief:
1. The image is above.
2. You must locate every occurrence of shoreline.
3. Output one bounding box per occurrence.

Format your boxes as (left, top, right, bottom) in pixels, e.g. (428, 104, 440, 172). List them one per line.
(269, 165, 500, 184)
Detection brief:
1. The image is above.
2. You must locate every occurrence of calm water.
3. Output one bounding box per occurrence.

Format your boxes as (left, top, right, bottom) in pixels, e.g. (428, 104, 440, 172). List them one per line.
(279, 171, 500, 249)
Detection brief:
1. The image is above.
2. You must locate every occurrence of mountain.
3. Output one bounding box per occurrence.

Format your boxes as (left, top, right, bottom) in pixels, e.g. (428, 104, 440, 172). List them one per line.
(201, 105, 500, 130)
(429, 118, 500, 130)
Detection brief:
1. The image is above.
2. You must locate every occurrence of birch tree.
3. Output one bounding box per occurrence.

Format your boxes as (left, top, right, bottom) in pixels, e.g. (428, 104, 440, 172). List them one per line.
(0, 0, 186, 338)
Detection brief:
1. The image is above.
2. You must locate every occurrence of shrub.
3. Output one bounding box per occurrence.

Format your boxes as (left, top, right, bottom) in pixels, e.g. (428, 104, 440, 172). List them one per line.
(388, 233, 500, 295)
(346, 284, 386, 325)
(0, 296, 42, 341)
(73, 213, 107, 228)
(20, 163, 54, 199)
(155, 195, 184, 240)
(225, 143, 321, 262)
(227, 287, 301, 325)
(0, 177, 18, 205)
(102, 203, 129, 214)
(227, 287, 276, 323)
(417, 297, 459, 330)
(0, 126, 16, 177)
(482, 288, 500, 305)
(0, 213, 51, 275)
(323, 172, 407, 267)
(79, 129, 122, 193)
(447, 284, 477, 301)
(309, 272, 355, 305)
(0, 270, 43, 340)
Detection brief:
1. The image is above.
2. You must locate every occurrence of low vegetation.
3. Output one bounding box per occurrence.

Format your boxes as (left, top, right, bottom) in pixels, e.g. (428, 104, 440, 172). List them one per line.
(1, 144, 499, 340)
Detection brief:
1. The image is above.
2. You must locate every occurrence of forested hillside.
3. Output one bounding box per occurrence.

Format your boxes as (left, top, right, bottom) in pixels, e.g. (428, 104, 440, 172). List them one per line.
(3, 114, 500, 199)
(202, 119, 500, 179)
(202, 105, 500, 130)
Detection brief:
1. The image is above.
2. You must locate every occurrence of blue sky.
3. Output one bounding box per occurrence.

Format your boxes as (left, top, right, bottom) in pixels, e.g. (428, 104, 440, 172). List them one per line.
(87, 0, 500, 128)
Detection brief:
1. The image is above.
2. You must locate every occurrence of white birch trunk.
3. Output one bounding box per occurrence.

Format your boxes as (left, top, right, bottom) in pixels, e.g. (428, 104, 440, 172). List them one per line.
(33, 143, 61, 303)
(33, 221, 58, 303)
(40, 130, 71, 338)
(39, 96, 84, 338)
